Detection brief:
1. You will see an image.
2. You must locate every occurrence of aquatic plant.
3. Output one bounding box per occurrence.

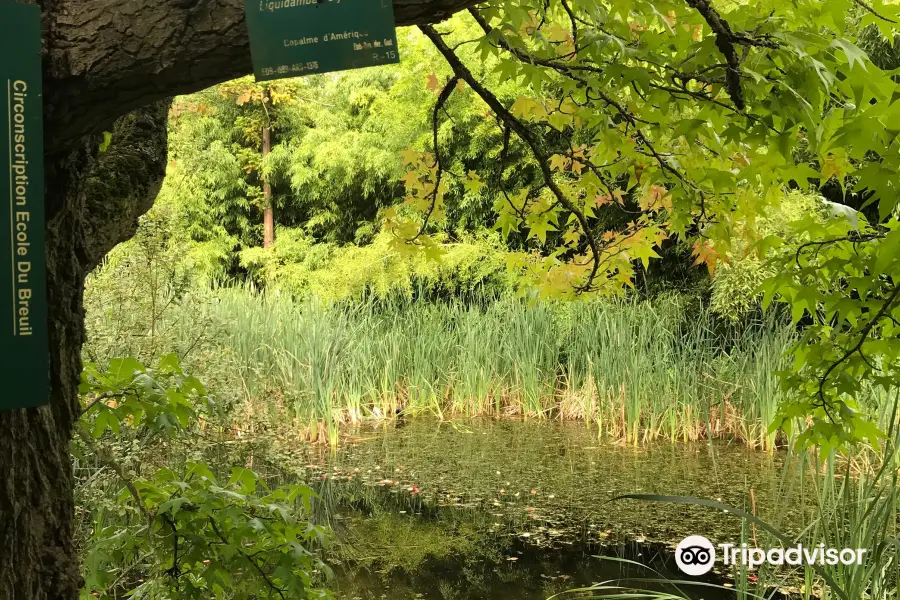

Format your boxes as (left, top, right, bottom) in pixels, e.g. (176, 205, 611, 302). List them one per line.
(613, 417, 900, 600)
(85, 278, 886, 450)
(206, 289, 806, 450)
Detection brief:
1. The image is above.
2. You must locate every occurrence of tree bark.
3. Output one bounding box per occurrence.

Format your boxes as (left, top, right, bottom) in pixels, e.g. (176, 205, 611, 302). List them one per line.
(262, 89, 274, 249)
(0, 141, 95, 600)
(41, 0, 482, 154)
(0, 101, 169, 600)
(0, 1, 479, 598)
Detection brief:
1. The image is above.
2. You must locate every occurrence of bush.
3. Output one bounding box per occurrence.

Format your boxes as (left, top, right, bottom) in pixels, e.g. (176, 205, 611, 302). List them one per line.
(710, 190, 826, 320)
(75, 356, 332, 600)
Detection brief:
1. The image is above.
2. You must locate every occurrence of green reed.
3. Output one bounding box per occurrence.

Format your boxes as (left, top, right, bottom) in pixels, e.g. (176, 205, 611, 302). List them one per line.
(192, 288, 803, 448)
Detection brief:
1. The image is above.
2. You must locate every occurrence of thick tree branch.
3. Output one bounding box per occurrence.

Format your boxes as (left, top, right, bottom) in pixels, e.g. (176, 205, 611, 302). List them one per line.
(39, 0, 483, 153)
(80, 101, 171, 268)
(684, 0, 778, 110)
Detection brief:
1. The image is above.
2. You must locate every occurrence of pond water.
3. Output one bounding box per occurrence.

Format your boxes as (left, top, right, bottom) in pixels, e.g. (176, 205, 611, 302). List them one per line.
(290, 419, 813, 599)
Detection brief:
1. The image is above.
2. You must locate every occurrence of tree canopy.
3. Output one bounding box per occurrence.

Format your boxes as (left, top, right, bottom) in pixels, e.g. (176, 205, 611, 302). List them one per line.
(376, 0, 900, 450)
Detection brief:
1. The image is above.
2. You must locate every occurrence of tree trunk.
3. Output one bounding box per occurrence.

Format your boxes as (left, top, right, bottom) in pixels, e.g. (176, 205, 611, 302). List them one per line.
(262, 91, 275, 249)
(0, 1, 478, 598)
(0, 102, 170, 599)
(0, 142, 94, 600)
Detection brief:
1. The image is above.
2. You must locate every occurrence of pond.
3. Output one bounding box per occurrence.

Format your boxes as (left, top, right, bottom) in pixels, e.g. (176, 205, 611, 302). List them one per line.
(288, 419, 813, 599)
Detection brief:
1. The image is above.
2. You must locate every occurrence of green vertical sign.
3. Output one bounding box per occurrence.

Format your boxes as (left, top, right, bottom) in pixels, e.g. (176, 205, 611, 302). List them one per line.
(244, 0, 400, 81)
(0, 1, 48, 409)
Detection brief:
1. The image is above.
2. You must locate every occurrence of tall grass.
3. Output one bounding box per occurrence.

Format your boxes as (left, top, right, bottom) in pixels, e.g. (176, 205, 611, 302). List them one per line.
(618, 407, 900, 600)
(195, 288, 797, 449)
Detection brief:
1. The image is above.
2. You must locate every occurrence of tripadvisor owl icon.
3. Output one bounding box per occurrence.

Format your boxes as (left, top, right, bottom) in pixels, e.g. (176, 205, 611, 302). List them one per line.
(675, 535, 716, 576)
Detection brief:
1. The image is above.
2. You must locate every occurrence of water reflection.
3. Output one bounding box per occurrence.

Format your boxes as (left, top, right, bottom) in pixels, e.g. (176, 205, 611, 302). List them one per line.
(289, 419, 811, 599)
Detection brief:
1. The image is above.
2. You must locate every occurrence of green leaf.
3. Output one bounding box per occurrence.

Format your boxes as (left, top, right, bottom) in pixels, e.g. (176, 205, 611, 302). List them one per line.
(830, 39, 868, 72)
(99, 131, 113, 153)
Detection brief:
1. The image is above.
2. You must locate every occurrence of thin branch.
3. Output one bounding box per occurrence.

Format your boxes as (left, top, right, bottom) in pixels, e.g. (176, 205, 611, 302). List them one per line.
(162, 513, 182, 580)
(853, 0, 897, 23)
(75, 425, 152, 525)
(420, 23, 603, 292)
(794, 232, 883, 270)
(81, 391, 129, 417)
(817, 282, 900, 409)
(469, 7, 692, 185)
(208, 518, 287, 600)
(410, 76, 459, 241)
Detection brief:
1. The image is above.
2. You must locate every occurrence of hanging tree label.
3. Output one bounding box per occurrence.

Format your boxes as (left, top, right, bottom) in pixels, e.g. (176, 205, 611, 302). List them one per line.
(244, 0, 400, 81)
(1, 1, 48, 409)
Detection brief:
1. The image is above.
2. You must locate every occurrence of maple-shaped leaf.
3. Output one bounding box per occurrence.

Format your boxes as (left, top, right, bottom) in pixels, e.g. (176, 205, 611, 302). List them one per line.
(549, 154, 570, 172)
(380, 206, 398, 223)
(463, 171, 486, 194)
(546, 23, 573, 44)
(504, 252, 530, 272)
(691, 241, 719, 276)
(526, 216, 558, 244)
(562, 229, 581, 246)
(639, 185, 672, 213)
(820, 149, 852, 190)
(629, 239, 661, 269)
(495, 210, 520, 239)
(426, 72, 441, 94)
(421, 237, 445, 263)
(400, 171, 424, 194)
(495, 59, 519, 81)
(400, 146, 419, 167)
(594, 194, 613, 208)
(831, 39, 868, 72)
(236, 89, 253, 106)
(519, 10, 540, 36)
(510, 96, 536, 120)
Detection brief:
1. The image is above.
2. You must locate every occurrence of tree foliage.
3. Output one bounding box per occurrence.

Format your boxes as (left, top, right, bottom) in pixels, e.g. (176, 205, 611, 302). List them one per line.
(374, 0, 900, 448)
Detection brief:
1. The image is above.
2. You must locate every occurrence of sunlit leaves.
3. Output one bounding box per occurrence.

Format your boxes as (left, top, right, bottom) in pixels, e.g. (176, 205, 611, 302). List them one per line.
(80, 355, 210, 439)
(401, 0, 900, 447)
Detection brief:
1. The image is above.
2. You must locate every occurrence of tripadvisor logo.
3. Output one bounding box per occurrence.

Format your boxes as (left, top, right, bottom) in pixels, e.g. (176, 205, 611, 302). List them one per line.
(675, 536, 716, 576)
(674, 535, 868, 576)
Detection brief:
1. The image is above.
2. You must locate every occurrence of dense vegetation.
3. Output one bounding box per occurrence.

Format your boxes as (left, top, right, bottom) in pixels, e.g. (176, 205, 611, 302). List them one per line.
(75, 1, 900, 599)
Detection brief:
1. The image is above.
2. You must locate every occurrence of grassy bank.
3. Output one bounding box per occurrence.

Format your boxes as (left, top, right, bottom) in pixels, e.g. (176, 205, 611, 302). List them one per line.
(87, 282, 811, 450)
